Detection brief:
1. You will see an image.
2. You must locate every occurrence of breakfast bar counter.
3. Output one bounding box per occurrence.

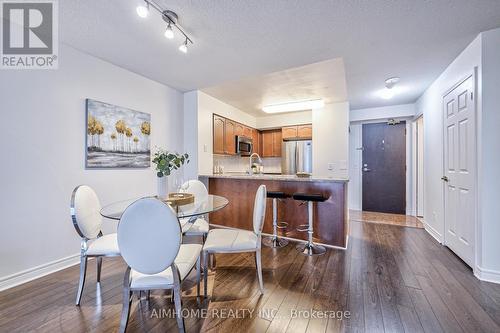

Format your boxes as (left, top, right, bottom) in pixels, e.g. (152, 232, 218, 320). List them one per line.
(200, 174, 348, 248)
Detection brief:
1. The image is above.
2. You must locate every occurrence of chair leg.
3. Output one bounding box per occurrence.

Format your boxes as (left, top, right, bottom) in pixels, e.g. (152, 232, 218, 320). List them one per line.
(255, 250, 264, 294)
(172, 265, 186, 333)
(96, 257, 102, 283)
(75, 255, 88, 305)
(119, 268, 132, 333)
(203, 251, 209, 299)
(196, 255, 201, 298)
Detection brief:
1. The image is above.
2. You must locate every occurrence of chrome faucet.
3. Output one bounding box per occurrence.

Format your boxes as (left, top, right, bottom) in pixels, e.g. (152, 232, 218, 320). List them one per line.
(248, 153, 262, 175)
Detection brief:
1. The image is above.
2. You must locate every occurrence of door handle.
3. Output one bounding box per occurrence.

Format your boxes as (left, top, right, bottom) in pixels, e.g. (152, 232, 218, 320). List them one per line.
(363, 167, 371, 172)
(441, 176, 449, 182)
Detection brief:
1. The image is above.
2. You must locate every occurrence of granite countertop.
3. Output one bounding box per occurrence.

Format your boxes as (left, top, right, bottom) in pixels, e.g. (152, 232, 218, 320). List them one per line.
(199, 173, 349, 183)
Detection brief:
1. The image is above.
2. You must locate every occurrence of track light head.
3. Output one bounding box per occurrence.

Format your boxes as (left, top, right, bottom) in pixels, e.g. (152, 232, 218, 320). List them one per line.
(179, 40, 188, 53)
(136, 2, 149, 18)
(164, 23, 174, 39)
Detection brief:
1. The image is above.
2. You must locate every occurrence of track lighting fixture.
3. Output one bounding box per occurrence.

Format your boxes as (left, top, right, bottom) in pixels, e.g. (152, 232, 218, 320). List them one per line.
(135, 0, 193, 53)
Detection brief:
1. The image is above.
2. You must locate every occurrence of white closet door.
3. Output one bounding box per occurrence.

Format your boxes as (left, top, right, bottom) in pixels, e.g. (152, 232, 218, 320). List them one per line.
(443, 75, 475, 266)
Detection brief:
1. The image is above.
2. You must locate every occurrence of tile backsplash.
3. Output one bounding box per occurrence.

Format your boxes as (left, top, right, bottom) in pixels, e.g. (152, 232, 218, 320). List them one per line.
(213, 155, 282, 174)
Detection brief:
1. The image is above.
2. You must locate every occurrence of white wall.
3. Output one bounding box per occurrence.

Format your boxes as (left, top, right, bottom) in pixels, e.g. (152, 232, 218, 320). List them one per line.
(256, 111, 312, 129)
(350, 104, 416, 122)
(477, 28, 500, 277)
(312, 102, 349, 178)
(415, 35, 481, 243)
(0, 44, 184, 288)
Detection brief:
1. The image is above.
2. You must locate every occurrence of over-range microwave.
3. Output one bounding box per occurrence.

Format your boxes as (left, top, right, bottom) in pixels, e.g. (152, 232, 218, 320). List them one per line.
(236, 136, 253, 156)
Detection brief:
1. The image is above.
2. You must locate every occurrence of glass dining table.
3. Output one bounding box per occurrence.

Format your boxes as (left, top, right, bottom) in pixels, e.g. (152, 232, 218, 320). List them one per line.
(100, 194, 229, 232)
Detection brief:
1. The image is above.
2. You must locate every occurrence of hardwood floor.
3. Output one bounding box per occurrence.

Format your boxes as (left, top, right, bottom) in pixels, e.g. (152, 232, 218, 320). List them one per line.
(349, 210, 424, 228)
(1, 221, 499, 332)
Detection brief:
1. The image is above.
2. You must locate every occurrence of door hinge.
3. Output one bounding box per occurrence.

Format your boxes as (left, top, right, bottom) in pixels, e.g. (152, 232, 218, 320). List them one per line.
(471, 92, 474, 100)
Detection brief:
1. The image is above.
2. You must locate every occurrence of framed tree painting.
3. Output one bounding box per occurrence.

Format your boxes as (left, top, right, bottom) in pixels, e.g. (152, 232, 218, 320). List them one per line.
(85, 99, 151, 168)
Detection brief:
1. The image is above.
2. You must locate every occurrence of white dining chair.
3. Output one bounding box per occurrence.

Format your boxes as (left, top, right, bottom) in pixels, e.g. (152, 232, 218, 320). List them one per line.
(117, 197, 201, 333)
(179, 180, 210, 240)
(202, 184, 267, 298)
(70, 185, 120, 306)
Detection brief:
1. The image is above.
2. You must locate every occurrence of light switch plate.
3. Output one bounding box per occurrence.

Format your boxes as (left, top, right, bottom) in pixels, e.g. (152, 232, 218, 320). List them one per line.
(203, 144, 207, 152)
(328, 163, 334, 170)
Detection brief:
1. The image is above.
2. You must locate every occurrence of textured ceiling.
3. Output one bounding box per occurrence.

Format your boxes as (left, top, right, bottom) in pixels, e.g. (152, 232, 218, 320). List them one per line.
(202, 58, 348, 116)
(59, 0, 500, 110)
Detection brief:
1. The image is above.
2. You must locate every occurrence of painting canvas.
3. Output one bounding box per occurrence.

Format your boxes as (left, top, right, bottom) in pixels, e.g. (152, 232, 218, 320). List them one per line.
(86, 99, 151, 168)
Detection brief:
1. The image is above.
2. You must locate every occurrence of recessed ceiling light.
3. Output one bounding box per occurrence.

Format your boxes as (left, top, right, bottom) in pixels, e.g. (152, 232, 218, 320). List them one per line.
(262, 99, 325, 113)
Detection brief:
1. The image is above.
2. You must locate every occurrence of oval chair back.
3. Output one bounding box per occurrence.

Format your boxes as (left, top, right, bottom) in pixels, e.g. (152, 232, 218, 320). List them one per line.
(70, 185, 102, 239)
(118, 198, 181, 275)
(180, 179, 208, 202)
(252, 185, 267, 235)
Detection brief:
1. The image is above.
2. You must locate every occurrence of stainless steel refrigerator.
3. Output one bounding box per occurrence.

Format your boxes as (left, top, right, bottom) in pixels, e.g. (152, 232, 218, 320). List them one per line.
(281, 140, 312, 175)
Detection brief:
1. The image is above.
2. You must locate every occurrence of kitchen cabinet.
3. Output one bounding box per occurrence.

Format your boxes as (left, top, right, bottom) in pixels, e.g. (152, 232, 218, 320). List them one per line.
(281, 124, 312, 140)
(297, 124, 312, 139)
(224, 119, 236, 155)
(282, 126, 298, 139)
(235, 123, 244, 137)
(243, 126, 252, 138)
(261, 129, 282, 157)
(213, 115, 225, 154)
(251, 129, 260, 155)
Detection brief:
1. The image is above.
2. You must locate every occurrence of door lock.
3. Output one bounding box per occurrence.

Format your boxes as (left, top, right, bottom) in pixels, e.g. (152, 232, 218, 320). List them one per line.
(441, 176, 449, 182)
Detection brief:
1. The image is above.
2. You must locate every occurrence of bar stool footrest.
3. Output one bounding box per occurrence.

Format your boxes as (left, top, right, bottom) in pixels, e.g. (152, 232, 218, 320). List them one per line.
(276, 222, 288, 229)
(296, 242, 326, 256)
(296, 224, 309, 232)
(263, 236, 289, 248)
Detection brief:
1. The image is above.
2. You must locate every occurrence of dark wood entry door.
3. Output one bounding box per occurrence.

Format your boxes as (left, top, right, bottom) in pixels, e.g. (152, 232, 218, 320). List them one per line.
(362, 122, 406, 214)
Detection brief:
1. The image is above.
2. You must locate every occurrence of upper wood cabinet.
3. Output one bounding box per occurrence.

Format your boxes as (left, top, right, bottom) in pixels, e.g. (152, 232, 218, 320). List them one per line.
(243, 126, 252, 138)
(224, 119, 236, 155)
(281, 124, 312, 140)
(251, 129, 260, 155)
(282, 126, 298, 140)
(213, 115, 225, 154)
(234, 123, 244, 137)
(297, 124, 312, 139)
(261, 129, 282, 157)
(273, 130, 282, 157)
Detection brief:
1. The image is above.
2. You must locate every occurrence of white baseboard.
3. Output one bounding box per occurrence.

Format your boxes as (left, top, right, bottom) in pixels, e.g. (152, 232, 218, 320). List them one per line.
(475, 266, 500, 284)
(424, 222, 443, 244)
(0, 253, 80, 292)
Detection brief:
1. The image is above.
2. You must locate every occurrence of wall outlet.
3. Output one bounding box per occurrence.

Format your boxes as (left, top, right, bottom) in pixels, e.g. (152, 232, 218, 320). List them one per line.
(328, 163, 334, 170)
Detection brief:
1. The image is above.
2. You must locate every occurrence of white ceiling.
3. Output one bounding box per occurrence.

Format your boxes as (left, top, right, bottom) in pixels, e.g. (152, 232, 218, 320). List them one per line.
(202, 58, 347, 116)
(60, 0, 500, 110)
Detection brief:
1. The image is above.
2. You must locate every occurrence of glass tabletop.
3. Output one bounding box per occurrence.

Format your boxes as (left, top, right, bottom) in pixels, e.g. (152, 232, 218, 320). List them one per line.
(100, 194, 229, 221)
